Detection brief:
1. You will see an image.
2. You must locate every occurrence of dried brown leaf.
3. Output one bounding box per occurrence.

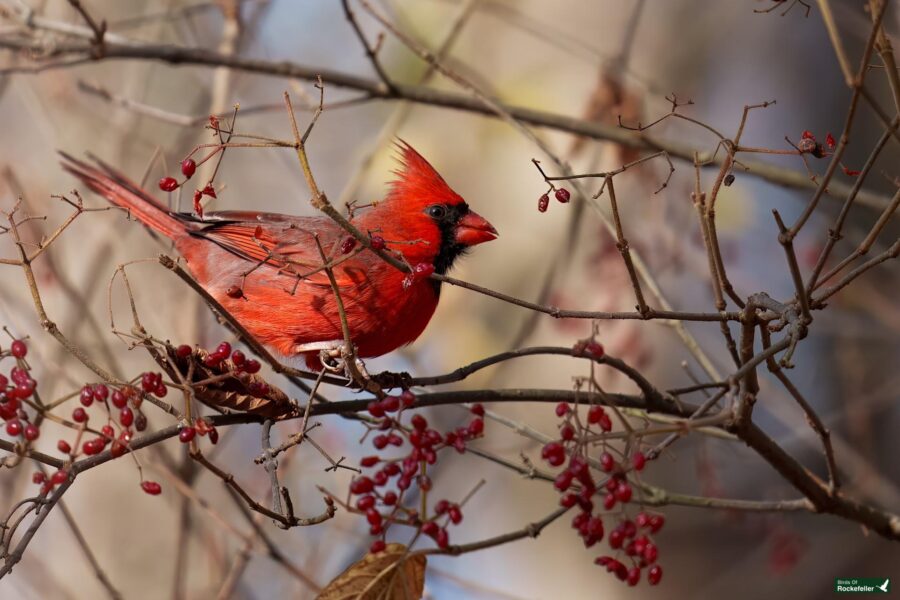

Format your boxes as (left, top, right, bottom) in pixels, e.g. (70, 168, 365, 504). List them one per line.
(317, 543, 426, 600)
(161, 347, 298, 419)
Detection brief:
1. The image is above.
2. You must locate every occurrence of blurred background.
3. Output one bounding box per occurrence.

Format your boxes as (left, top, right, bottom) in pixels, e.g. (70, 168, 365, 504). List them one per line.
(1, 0, 899, 598)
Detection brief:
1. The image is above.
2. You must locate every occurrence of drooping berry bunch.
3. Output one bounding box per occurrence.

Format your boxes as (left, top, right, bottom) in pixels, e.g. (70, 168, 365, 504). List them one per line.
(158, 153, 217, 218)
(1, 339, 40, 444)
(348, 397, 485, 554)
(539, 339, 666, 588)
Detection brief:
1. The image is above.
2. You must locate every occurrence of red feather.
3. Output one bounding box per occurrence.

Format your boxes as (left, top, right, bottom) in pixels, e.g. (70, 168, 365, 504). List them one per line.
(60, 144, 497, 369)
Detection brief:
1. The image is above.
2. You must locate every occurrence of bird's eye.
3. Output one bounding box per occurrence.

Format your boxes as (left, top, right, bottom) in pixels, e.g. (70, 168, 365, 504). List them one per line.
(427, 205, 448, 220)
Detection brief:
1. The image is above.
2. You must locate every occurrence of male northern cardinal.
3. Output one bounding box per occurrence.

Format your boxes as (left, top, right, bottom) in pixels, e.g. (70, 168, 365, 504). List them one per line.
(60, 143, 497, 369)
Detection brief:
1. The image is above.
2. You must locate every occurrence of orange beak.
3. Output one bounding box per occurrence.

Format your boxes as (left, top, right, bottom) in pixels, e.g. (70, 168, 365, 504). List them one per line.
(455, 209, 498, 246)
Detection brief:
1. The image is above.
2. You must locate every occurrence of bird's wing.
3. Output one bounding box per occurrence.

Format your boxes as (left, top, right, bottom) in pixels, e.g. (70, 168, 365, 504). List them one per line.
(190, 213, 361, 287)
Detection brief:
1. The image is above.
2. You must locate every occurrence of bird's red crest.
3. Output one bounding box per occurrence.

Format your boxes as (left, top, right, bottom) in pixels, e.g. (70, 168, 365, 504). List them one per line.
(386, 141, 465, 210)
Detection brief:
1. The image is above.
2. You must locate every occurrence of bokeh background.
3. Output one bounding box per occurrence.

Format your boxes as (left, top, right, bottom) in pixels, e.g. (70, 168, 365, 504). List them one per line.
(1, 0, 899, 598)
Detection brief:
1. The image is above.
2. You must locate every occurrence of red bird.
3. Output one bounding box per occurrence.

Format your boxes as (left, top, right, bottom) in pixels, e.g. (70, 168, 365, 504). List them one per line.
(60, 143, 497, 370)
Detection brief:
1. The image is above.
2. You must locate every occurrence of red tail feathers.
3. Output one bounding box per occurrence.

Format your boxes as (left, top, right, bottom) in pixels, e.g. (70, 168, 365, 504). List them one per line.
(59, 152, 187, 239)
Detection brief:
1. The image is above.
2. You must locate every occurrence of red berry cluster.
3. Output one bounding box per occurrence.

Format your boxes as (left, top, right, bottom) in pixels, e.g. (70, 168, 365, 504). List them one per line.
(188, 341, 268, 397)
(542, 398, 665, 587)
(1, 339, 41, 445)
(350, 399, 485, 553)
(60, 380, 159, 493)
(537, 188, 571, 213)
(158, 155, 217, 218)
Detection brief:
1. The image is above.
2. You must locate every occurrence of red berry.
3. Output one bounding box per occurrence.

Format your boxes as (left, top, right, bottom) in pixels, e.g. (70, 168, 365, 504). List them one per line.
(208, 427, 219, 444)
(435, 527, 449, 549)
(615, 481, 632, 503)
(608, 529, 624, 549)
(216, 342, 232, 357)
(176, 344, 193, 358)
(119, 406, 134, 427)
(400, 390, 416, 408)
(201, 183, 217, 199)
(372, 470, 389, 486)
(367, 401, 385, 418)
(111, 390, 127, 408)
(421, 521, 439, 537)
(360, 455, 380, 468)
(467, 417, 484, 436)
(23, 423, 39, 441)
(600, 452, 615, 472)
(560, 493, 578, 508)
(648, 514, 665, 533)
(369, 235, 386, 251)
(632, 451, 646, 471)
(356, 495, 376, 511)
(584, 341, 604, 358)
(57, 439, 71, 454)
(181, 158, 197, 178)
(555, 402, 570, 417)
(5, 419, 22, 436)
(554, 471, 573, 492)
(158, 177, 179, 192)
(538, 194, 549, 213)
(647, 565, 662, 585)
(382, 491, 398, 505)
(365, 508, 382, 526)
(226, 286, 243, 299)
(6, 419, 22, 437)
(381, 395, 400, 413)
(230, 350, 245, 366)
(369, 540, 386, 553)
(51, 470, 68, 485)
(243, 359, 261, 374)
(82, 439, 102, 455)
(178, 426, 196, 443)
(341, 237, 357, 254)
(626, 567, 640, 586)
(93, 384, 109, 401)
(80, 386, 94, 407)
(10, 340, 27, 358)
(411, 414, 428, 431)
(469, 403, 485, 417)
(413, 263, 435, 280)
(141, 481, 162, 495)
(448, 505, 463, 524)
(349, 476, 374, 495)
(603, 493, 617, 510)
(635, 512, 650, 528)
(560, 423, 575, 441)
(32, 472, 45, 485)
(434, 499, 450, 515)
(643, 542, 658, 564)
(154, 383, 168, 398)
(555, 188, 571, 203)
(801, 130, 815, 140)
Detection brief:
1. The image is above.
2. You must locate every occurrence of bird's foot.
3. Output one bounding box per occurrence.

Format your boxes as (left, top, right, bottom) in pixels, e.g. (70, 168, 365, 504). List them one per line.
(311, 342, 379, 393)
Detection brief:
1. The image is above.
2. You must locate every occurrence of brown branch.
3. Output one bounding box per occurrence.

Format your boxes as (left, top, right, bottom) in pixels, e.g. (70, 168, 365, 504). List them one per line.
(0, 38, 892, 211)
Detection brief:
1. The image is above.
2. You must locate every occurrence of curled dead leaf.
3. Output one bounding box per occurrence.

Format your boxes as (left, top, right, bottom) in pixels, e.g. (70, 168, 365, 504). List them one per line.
(160, 347, 298, 419)
(317, 543, 426, 600)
